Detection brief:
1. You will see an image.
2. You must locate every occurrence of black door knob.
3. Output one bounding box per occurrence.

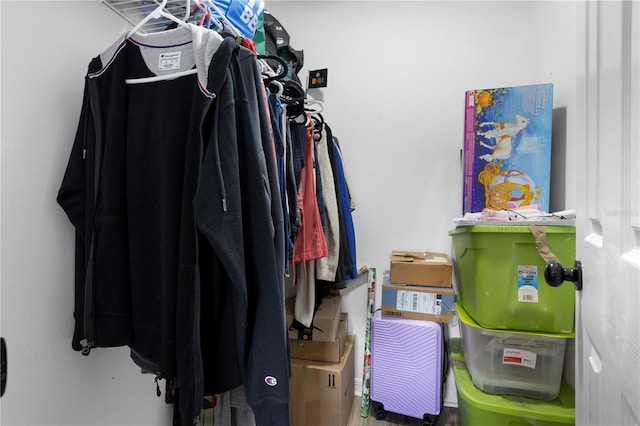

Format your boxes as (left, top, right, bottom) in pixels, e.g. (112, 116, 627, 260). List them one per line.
(1, 338, 6, 397)
(544, 260, 583, 291)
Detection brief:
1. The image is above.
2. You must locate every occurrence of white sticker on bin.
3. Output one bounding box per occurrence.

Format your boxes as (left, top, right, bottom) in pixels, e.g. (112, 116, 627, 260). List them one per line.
(502, 348, 537, 369)
(517, 265, 539, 303)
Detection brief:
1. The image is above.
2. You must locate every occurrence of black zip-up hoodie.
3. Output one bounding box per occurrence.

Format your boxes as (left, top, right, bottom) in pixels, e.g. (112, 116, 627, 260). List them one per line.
(57, 25, 289, 426)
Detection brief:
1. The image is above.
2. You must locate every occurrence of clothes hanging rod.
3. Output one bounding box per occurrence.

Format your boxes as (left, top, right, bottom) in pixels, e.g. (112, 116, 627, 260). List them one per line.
(102, 0, 194, 34)
(102, 0, 245, 41)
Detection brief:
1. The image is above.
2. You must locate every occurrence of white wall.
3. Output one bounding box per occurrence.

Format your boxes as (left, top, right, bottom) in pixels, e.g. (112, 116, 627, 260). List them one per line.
(0, 1, 576, 424)
(0, 2, 173, 425)
(530, 1, 578, 213)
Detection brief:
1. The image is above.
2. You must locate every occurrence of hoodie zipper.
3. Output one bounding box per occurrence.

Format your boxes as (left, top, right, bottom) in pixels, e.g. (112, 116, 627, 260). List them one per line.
(80, 78, 105, 356)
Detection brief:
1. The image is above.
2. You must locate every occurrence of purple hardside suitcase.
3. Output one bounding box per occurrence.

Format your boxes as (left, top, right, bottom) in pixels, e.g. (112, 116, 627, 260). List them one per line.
(370, 310, 445, 426)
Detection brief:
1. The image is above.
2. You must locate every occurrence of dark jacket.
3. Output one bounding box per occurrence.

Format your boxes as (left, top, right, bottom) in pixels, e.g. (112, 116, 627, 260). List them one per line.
(57, 25, 289, 426)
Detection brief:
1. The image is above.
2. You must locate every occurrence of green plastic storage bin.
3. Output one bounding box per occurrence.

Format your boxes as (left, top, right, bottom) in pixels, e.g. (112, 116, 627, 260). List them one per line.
(449, 225, 576, 333)
(449, 338, 575, 426)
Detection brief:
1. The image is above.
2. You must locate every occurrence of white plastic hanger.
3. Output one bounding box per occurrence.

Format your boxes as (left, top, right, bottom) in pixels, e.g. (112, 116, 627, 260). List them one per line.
(269, 80, 284, 98)
(182, 0, 192, 22)
(305, 97, 324, 114)
(127, 0, 190, 39)
(125, 68, 198, 85)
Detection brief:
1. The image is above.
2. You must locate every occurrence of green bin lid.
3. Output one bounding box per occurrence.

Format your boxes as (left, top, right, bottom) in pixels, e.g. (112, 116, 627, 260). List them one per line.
(448, 225, 575, 236)
(455, 301, 575, 338)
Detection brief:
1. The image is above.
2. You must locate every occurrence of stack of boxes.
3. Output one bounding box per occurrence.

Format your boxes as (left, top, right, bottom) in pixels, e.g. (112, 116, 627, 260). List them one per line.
(285, 294, 354, 426)
(381, 251, 455, 323)
(449, 225, 577, 425)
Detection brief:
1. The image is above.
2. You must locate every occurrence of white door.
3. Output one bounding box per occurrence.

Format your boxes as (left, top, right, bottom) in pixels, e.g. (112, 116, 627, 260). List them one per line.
(575, 1, 640, 425)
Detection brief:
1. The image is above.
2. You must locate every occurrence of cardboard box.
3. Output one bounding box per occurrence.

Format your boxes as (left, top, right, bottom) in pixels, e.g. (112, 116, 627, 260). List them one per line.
(390, 251, 453, 287)
(289, 335, 355, 426)
(286, 294, 342, 342)
(463, 84, 553, 214)
(290, 313, 348, 363)
(381, 283, 455, 323)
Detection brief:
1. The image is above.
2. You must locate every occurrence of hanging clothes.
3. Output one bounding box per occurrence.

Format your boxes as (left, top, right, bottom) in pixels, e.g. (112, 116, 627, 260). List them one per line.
(290, 118, 327, 263)
(290, 118, 328, 327)
(314, 122, 340, 282)
(284, 123, 301, 258)
(321, 125, 357, 283)
(57, 24, 288, 426)
(214, 385, 256, 426)
(332, 134, 358, 281)
(260, 10, 304, 85)
(208, 0, 265, 39)
(268, 92, 299, 275)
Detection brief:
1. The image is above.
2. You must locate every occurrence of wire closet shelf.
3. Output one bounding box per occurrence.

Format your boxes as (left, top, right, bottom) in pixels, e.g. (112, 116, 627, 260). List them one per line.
(102, 0, 197, 34)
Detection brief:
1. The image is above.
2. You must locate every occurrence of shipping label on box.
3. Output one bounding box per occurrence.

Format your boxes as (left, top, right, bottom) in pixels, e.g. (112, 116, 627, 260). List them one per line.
(389, 251, 452, 287)
(463, 84, 553, 214)
(381, 283, 455, 323)
(289, 335, 355, 426)
(289, 313, 348, 363)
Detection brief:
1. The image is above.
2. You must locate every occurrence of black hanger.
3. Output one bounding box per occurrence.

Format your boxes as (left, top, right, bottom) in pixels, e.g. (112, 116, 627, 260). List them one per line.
(312, 114, 324, 141)
(281, 80, 307, 117)
(281, 80, 306, 103)
(257, 55, 288, 84)
(312, 113, 324, 130)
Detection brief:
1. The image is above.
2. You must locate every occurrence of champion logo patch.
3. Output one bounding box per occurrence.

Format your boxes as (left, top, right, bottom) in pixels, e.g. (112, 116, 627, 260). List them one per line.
(264, 376, 278, 387)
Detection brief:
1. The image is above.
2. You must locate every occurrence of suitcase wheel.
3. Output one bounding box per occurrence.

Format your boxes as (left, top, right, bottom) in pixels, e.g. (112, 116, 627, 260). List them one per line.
(371, 400, 387, 420)
(422, 414, 438, 426)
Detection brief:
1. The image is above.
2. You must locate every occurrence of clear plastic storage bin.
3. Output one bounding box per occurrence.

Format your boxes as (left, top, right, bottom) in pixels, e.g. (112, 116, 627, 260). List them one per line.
(457, 302, 570, 401)
(449, 338, 575, 426)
